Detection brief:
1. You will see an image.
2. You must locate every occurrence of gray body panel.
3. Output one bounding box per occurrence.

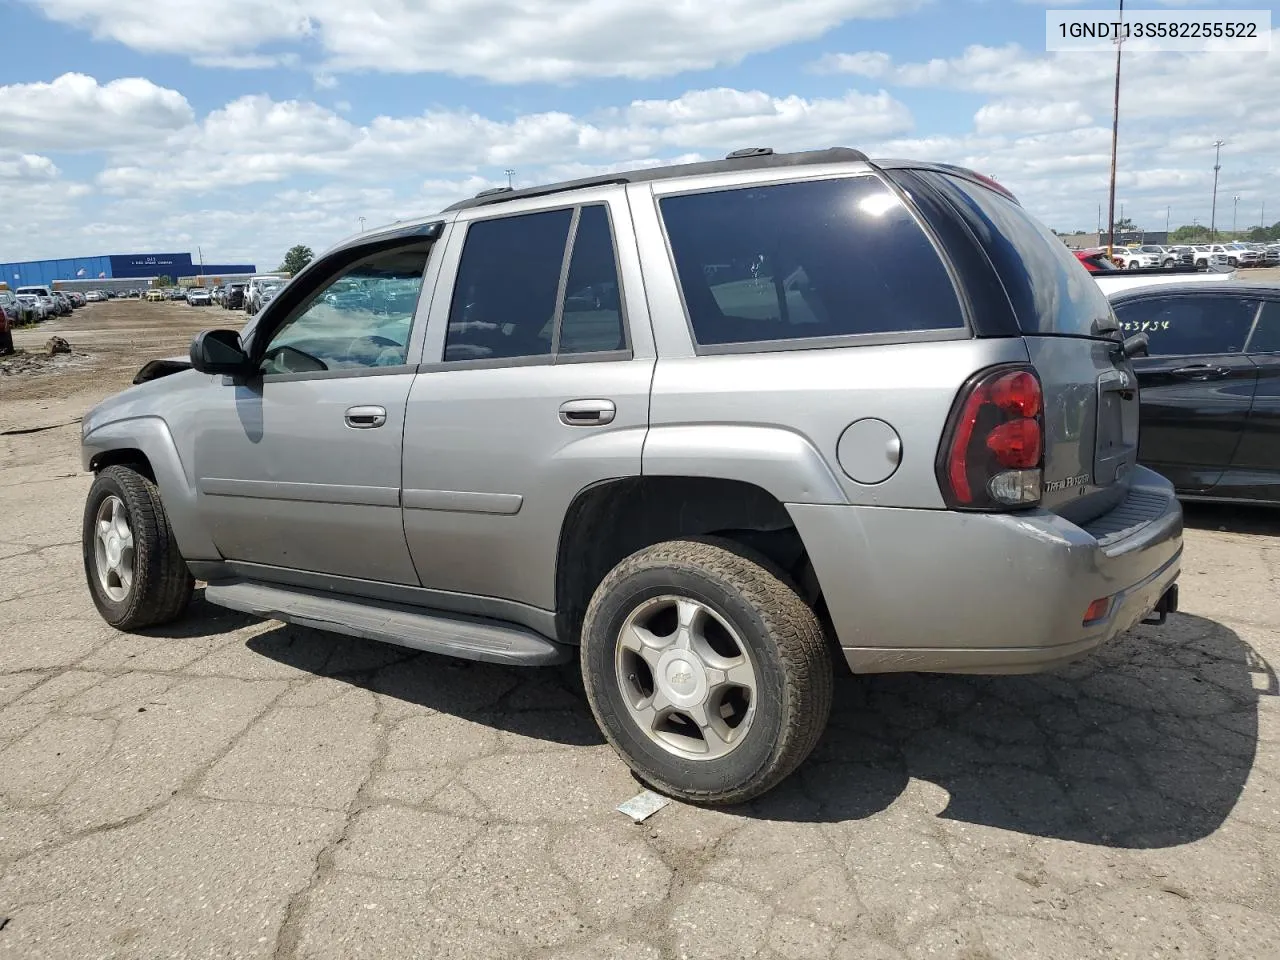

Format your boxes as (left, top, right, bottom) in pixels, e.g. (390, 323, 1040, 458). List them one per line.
(81, 152, 1183, 676)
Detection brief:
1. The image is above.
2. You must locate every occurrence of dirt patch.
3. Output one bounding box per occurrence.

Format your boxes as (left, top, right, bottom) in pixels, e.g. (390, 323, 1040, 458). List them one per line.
(0, 349, 94, 378)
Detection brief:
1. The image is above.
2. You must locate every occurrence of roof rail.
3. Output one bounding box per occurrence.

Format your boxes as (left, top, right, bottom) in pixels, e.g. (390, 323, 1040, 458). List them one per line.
(442, 146, 870, 212)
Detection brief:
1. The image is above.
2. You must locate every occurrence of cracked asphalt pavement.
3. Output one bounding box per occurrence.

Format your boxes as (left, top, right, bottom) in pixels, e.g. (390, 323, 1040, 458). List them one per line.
(2, 304, 1280, 959)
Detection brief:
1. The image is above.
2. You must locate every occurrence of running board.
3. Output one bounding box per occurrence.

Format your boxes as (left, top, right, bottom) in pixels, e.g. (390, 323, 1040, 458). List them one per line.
(203, 580, 571, 666)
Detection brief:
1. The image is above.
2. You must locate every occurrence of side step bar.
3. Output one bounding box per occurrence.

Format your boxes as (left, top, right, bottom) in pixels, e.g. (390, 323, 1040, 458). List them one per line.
(203, 580, 571, 666)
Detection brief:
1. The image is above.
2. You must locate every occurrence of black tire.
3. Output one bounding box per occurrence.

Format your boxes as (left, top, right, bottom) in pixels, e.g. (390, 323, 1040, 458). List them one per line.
(580, 538, 832, 805)
(82, 465, 194, 630)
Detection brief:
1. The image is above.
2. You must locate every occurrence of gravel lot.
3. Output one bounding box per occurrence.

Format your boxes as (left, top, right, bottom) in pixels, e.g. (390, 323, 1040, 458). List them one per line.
(1, 297, 1279, 959)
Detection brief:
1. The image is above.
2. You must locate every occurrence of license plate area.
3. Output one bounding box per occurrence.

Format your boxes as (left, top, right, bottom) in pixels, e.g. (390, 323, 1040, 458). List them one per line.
(1094, 369, 1139, 485)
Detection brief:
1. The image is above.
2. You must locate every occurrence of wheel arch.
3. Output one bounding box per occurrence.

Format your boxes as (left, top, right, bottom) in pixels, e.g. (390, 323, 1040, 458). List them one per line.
(554, 475, 836, 656)
(82, 417, 217, 559)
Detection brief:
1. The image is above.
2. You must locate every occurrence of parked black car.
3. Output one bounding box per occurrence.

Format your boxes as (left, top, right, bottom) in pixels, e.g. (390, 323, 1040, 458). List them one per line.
(222, 282, 247, 310)
(1109, 281, 1280, 505)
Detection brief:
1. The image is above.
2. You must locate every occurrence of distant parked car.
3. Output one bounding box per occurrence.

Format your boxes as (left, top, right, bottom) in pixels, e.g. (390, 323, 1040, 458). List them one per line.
(146, 289, 165, 302)
(222, 282, 247, 310)
(15, 294, 49, 321)
(85, 290, 104, 302)
(3, 290, 38, 325)
(1111, 246, 1162, 269)
(186, 287, 212, 306)
(1223, 243, 1261, 267)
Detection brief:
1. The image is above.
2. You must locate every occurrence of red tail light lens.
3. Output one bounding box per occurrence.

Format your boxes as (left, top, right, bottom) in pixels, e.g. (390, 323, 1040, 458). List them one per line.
(938, 365, 1045, 509)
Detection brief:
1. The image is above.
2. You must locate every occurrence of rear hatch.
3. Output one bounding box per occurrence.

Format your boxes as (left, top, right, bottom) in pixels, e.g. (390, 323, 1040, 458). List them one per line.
(889, 167, 1138, 526)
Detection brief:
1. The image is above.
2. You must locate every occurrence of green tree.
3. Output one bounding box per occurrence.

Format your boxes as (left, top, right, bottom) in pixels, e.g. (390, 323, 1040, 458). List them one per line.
(152, 274, 174, 288)
(1112, 217, 1136, 232)
(1170, 224, 1210, 243)
(278, 245, 314, 275)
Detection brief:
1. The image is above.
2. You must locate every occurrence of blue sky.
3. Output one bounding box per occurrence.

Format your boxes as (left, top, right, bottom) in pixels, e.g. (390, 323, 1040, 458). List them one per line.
(1, 0, 1276, 269)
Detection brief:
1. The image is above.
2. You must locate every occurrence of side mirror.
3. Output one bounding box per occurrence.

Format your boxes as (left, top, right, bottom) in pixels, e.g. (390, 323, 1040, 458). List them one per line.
(190, 329, 252, 376)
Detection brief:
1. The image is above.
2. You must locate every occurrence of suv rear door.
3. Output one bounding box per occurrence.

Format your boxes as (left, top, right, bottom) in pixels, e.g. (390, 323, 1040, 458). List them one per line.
(1110, 292, 1259, 493)
(400, 188, 654, 616)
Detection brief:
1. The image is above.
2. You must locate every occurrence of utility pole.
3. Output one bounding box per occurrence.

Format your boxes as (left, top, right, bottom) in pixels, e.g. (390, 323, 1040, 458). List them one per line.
(1261, 202, 1266, 232)
(1105, 0, 1124, 256)
(1210, 139, 1225, 241)
(1165, 206, 1171, 237)
(1232, 195, 1240, 235)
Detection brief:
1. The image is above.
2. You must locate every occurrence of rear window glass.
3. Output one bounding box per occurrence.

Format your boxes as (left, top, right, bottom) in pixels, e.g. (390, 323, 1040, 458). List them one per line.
(920, 172, 1112, 338)
(659, 177, 964, 347)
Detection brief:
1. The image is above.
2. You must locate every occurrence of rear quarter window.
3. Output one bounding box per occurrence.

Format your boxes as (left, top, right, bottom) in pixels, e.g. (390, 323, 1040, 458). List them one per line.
(659, 176, 964, 348)
(917, 171, 1112, 338)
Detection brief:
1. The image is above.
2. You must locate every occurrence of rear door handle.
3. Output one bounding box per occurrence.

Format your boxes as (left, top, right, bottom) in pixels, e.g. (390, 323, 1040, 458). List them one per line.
(345, 405, 387, 428)
(559, 399, 616, 426)
(1170, 364, 1228, 381)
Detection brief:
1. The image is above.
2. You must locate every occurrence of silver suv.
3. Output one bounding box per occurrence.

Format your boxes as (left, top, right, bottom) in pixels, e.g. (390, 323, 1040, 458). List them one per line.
(79, 147, 1183, 804)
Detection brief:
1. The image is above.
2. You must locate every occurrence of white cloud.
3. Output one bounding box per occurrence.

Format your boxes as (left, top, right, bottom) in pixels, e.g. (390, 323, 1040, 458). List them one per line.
(93, 85, 913, 198)
(28, 0, 927, 82)
(0, 73, 193, 151)
(973, 100, 1093, 135)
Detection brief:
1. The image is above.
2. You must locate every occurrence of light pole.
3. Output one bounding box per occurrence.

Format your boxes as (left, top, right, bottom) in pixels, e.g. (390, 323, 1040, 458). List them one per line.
(358, 216, 366, 233)
(505, 169, 515, 189)
(1165, 205, 1171, 237)
(1105, 0, 1125, 256)
(1210, 139, 1225, 241)
(1232, 195, 1240, 235)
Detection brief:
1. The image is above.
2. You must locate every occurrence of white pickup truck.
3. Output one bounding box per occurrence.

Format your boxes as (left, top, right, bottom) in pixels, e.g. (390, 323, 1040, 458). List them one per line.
(1110, 246, 1164, 269)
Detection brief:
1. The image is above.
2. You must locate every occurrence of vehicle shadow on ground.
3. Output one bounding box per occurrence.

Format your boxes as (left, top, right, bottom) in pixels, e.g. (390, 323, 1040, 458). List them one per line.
(752, 612, 1275, 847)
(243, 608, 1272, 848)
(1182, 501, 1280, 537)
(244, 618, 605, 748)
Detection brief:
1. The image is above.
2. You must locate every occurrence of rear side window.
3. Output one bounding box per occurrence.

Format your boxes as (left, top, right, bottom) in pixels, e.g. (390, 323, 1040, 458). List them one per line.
(1111, 296, 1258, 356)
(660, 177, 964, 348)
(919, 172, 1112, 338)
(444, 204, 627, 362)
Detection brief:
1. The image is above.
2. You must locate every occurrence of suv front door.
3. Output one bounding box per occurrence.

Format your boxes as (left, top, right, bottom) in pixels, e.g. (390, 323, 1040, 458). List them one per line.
(190, 236, 439, 584)
(401, 192, 654, 620)
(1113, 293, 1260, 493)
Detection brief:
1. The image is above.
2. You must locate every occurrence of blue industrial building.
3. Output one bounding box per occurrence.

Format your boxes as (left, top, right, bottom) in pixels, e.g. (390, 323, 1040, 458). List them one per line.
(1, 252, 256, 289)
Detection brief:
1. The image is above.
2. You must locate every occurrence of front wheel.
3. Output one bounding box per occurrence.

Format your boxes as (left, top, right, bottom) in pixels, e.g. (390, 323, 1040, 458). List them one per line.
(82, 466, 194, 630)
(1127, 261, 1140, 270)
(580, 539, 832, 805)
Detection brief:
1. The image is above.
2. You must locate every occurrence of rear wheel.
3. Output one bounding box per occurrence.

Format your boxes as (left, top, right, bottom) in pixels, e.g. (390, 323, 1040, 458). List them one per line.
(1127, 261, 1140, 270)
(82, 466, 193, 630)
(580, 539, 832, 805)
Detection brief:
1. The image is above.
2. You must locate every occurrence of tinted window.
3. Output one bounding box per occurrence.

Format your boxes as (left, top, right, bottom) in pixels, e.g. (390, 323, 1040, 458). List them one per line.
(559, 205, 626, 354)
(445, 209, 573, 362)
(920, 172, 1112, 337)
(1112, 296, 1258, 356)
(660, 177, 963, 347)
(1248, 300, 1280, 354)
(261, 247, 429, 374)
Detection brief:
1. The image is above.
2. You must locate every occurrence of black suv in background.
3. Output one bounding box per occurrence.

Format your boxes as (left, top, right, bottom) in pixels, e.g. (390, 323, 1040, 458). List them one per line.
(222, 283, 247, 310)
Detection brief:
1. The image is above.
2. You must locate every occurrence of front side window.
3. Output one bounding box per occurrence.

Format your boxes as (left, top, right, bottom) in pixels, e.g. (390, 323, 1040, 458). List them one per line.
(260, 246, 430, 375)
(1113, 296, 1258, 356)
(660, 177, 963, 347)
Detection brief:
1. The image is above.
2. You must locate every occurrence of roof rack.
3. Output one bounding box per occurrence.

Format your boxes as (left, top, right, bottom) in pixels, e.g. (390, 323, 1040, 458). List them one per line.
(443, 146, 869, 212)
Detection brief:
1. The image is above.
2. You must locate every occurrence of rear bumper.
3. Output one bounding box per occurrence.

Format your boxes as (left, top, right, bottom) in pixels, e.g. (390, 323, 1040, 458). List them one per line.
(788, 466, 1183, 675)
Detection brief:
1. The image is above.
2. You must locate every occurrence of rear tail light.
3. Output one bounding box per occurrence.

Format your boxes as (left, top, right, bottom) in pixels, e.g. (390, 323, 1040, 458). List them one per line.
(937, 364, 1045, 510)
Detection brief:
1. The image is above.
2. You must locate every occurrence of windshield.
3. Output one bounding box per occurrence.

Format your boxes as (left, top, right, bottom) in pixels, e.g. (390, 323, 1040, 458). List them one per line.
(1139, 246, 1162, 253)
(189, 288, 207, 293)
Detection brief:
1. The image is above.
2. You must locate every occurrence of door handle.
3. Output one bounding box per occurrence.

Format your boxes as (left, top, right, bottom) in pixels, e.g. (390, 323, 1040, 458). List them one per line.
(1169, 364, 1228, 381)
(559, 399, 616, 426)
(344, 405, 387, 428)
